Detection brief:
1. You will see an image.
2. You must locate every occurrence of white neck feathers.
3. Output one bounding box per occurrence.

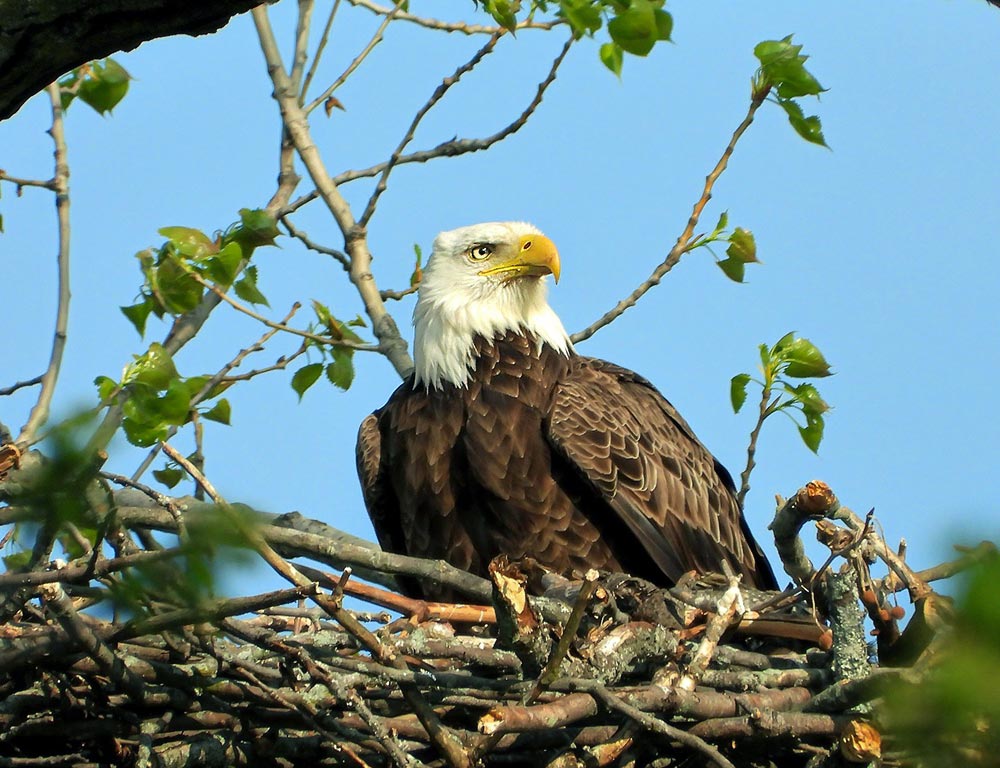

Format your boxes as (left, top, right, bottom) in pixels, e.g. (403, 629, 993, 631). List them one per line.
(413, 279, 572, 389)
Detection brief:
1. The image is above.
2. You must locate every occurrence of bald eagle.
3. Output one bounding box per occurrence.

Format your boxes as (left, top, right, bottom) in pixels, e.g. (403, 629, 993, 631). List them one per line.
(357, 222, 777, 599)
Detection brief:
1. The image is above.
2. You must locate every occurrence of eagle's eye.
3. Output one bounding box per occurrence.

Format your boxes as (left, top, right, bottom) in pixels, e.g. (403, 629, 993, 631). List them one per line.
(468, 244, 494, 261)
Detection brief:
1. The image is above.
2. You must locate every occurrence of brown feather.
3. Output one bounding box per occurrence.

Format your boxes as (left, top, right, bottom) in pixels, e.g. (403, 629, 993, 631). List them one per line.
(356, 332, 776, 600)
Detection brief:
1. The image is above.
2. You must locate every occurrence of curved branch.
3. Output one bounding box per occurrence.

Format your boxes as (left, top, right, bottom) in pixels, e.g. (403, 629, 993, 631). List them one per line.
(18, 84, 71, 446)
(571, 88, 769, 344)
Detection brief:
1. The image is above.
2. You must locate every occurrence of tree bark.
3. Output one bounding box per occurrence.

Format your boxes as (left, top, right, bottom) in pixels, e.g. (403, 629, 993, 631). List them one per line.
(0, 0, 262, 121)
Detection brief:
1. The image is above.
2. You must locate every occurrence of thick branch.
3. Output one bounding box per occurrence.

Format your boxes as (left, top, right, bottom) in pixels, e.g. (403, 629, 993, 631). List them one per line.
(0, 0, 260, 121)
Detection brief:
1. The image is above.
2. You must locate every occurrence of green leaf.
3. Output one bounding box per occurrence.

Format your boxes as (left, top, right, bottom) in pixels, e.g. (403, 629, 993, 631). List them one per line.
(94, 375, 119, 403)
(121, 300, 153, 337)
(483, 0, 518, 31)
(774, 335, 833, 378)
(711, 210, 729, 238)
(159, 378, 193, 426)
(726, 227, 758, 263)
(201, 398, 232, 425)
(158, 226, 215, 259)
(153, 257, 203, 314)
(77, 58, 131, 115)
(236, 208, 280, 247)
(716, 257, 745, 283)
(785, 382, 830, 415)
(234, 273, 269, 307)
(204, 241, 243, 286)
(798, 410, 825, 453)
(559, 0, 602, 36)
(124, 343, 178, 390)
(607, 0, 657, 56)
(730, 373, 751, 413)
(778, 98, 828, 147)
(753, 36, 825, 98)
(291, 363, 323, 401)
(153, 467, 185, 489)
(599, 42, 624, 77)
(3, 551, 33, 571)
(326, 350, 355, 391)
(653, 9, 673, 41)
(122, 417, 168, 447)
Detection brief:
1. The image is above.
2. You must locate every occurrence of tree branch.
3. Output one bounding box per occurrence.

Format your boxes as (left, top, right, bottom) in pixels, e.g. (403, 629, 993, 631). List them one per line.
(571, 88, 769, 344)
(18, 84, 71, 447)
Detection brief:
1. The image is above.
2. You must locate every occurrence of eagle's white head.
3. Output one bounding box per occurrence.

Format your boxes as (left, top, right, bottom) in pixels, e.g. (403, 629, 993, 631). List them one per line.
(413, 221, 573, 389)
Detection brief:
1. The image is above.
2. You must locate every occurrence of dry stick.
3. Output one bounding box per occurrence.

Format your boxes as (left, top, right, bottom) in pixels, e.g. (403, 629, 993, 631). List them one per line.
(101, 471, 189, 544)
(305, 0, 405, 115)
(191, 274, 378, 351)
(0, 546, 182, 588)
(130, 303, 303, 482)
(160, 441, 472, 768)
(18, 84, 71, 447)
(584, 681, 738, 768)
(300, 0, 343, 102)
(348, 0, 561, 34)
(571, 87, 770, 345)
(253, 4, 414, 379)
(283, 36, 574, 216)
(38, 582, 148, 704)
(358, 31, 503, 227)
(681, 577, 744, 690)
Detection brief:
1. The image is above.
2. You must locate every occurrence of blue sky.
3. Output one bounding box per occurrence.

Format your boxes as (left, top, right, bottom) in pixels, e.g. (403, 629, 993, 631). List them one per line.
(2, 0, 998, 592)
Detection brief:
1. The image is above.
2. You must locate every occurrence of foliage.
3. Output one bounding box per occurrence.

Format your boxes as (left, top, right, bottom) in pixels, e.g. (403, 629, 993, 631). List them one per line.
(753, 36, 827, 146)
(884, 557, 1000, 765)
(731, 332, 833, 453)
(58, 58, 132, 115)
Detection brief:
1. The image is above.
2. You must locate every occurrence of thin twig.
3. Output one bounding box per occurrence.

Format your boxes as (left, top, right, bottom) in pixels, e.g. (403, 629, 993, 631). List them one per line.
(737, 390, 779, 507)
(159, 442, 224, 505)
(348, 0, 560, 35)
(281, 35, 573, 218)
(358, 32, 503, 227)
(190, 272, 379, 351)
(18, 84, 71, 446)
(380, 284, 420, 301)
(300, 0, 342, 102)
(571, 87, 770, 344)
(282, 215, 350, 269)
(289, 0, 315, 95)
(0, 375, 43, 397)
(0, 170, 56, 191)
(305, 0, 405, 115)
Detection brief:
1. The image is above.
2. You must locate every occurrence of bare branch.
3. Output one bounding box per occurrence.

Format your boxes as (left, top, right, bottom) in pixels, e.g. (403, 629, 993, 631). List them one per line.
(571, 87, 770, 344)
(348, 0, 561, 35)
(190, 273, 379, 351)
(281, 215, 350, 269)
(305, 0, 405, 115)
(381, 283, 420, 301)
(0, 171, 56, 191)
(289, 0, 315, 94)
(252, 4, 414, 378)
(18, 84, 71, 447)
(300, 0, 343, 102)
(0, 376, 43, 397)
(358, 32, 503, 227)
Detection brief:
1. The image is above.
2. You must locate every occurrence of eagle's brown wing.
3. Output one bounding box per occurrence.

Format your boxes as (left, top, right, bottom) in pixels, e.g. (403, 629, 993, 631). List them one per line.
(356, 412, 401, 556)
(546, 357, 777, 589)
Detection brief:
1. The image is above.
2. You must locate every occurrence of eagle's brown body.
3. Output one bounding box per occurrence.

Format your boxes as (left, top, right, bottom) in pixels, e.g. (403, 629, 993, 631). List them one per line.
(357, 330, 777, 599)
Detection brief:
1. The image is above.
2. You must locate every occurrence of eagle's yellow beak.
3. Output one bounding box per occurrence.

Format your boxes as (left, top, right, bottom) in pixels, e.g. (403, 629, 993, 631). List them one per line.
(478, 234, 561, 283)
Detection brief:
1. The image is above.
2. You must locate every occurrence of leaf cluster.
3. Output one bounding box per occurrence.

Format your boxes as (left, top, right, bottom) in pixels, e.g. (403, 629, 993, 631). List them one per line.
(58, 58, 132, 115)
(689, 211, 760, 284)
(731, 332, 832, 452)
(289, 302, 367, 400)
(753, 36, 828, 147)
(476, 0, 673, 76)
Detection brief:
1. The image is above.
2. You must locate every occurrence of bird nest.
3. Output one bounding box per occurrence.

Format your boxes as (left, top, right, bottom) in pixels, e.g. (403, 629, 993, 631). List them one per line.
(0, 465, 993, 768)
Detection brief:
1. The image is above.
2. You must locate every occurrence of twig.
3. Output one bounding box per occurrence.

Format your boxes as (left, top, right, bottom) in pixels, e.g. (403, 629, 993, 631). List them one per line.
(252, 4, 414, 378)
(18, 84, 71, 447)
(0, 170, 56, 191)
(100, 471, 189, 544)
(571, 87, 770, 344)
(681, 577, 744, 689)
(281, 215, 350, 269)
(305, 0, 405, 115)
(737, 390, 779, 508)
(300, 0, 342, 101)
(131, 305, 303, 482)
(0, 375, 43, 397)
(348, 0, 561, 35)
(159, 442, 223, 505)
(281, 35, 573, 217)
(380, 283, 420, 301)
(358, 32, 503, 227)
(190, 272, 379, 350)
